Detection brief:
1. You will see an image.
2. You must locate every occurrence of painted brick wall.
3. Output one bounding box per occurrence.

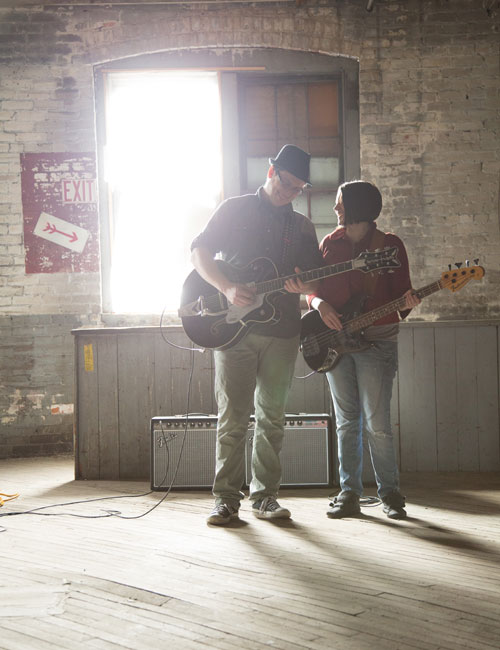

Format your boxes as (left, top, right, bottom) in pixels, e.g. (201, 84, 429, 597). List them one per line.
(0, 0, 499, 458)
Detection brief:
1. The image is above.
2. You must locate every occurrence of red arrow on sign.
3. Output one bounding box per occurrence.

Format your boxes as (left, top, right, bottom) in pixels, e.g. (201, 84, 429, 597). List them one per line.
(44, 222, 78, 243)
(35, 212, 89, 253)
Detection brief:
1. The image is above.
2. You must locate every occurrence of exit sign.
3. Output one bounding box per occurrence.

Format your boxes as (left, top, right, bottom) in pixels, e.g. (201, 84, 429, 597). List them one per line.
(61, 178, 97, 204)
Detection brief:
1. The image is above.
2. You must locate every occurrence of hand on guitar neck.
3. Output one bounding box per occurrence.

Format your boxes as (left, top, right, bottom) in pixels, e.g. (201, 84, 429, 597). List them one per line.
(283, 266, 320, 295)
(403, 289, 421, 310)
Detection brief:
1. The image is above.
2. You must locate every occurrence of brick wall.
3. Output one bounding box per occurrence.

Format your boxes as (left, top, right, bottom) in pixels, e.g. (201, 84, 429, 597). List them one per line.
(0, 0, 499, 457)
(0, 314, 84, 459)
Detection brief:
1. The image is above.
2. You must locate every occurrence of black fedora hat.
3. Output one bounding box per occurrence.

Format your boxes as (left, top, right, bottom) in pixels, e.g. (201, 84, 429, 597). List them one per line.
(269, 144, 312, 185)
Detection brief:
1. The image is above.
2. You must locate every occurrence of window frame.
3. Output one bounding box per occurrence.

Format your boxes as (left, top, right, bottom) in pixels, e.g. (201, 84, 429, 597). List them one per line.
(237, 73, 344, 240)
(94, 48, 359, 316)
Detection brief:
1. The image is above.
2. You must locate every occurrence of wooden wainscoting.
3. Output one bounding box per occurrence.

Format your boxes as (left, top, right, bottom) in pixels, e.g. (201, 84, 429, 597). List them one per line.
(73, 321, 500, 481)
(397, 321, 500, 472)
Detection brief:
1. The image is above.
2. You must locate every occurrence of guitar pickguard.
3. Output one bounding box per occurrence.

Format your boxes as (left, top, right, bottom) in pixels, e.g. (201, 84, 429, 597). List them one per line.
(180, 258, 283, 349)
(224, 292, 264, 324)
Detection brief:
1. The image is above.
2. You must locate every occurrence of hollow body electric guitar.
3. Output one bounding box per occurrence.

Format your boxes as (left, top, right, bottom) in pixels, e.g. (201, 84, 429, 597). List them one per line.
(300, 265, 485, 373)
(179, 247, 401, 350)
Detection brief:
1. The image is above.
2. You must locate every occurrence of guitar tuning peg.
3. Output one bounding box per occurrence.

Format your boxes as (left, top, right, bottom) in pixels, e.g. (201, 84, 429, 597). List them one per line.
(455, 262, 462, 269)
(465, 260, 470, 267)
(474, 258, 479, 265)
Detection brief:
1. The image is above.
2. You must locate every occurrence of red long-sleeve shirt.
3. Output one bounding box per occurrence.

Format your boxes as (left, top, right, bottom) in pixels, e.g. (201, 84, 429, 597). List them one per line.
(307, 223, 413, 326)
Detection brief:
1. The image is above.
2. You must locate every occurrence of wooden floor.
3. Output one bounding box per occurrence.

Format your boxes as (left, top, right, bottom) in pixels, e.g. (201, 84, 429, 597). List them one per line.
(0, 457, 499, 650)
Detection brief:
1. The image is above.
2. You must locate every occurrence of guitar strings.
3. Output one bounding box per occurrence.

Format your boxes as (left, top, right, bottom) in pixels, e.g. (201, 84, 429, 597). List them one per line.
(302, 279, 447, 354)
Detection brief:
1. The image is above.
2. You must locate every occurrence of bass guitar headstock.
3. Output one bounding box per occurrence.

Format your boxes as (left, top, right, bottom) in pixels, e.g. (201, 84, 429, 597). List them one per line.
(353, 246, 401, 273)
(441, 263, 485, 292)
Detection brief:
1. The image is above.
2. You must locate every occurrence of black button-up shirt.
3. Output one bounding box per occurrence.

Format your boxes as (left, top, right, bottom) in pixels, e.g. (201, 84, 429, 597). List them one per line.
(191, 187, 323, 338)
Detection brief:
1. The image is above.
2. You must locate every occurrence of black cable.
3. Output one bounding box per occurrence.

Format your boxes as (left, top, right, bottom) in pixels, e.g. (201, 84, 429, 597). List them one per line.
(0, 489, 153, 520)
(159, 303, 205, 353)
(327, 495, 381, 507)
(360, 496, 381, 506)
(0, 341, 199, 526)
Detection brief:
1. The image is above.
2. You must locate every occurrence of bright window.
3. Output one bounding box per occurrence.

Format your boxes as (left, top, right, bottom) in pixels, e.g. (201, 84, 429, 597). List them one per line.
(103, 70, 222, 313)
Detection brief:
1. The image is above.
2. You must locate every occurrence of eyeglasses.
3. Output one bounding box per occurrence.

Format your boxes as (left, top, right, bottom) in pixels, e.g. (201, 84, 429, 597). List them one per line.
(276, 169, 307, 196)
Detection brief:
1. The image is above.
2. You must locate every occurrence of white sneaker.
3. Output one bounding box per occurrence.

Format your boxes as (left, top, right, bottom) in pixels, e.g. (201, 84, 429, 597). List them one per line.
(206, 503, 239, 526)
(252, 496, 291, 520)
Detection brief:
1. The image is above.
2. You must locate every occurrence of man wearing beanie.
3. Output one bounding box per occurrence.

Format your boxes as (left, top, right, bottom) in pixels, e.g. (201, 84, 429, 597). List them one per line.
(190, 145, 323, 525)
(307, 180, 420, 520)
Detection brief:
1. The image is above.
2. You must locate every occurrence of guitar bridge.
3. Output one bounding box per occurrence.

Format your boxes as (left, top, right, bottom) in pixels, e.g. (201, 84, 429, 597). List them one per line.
(199, 296, 227, 317)
(318, 348, 339, 373)
(198, 297, 210, 316)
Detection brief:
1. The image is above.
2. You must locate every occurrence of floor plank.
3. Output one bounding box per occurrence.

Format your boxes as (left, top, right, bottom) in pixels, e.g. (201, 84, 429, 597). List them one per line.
(1, 456, 500, 649)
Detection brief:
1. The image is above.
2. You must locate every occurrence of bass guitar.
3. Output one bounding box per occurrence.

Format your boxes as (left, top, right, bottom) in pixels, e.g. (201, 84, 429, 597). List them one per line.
(300, 264, 485, 373)
(179, 247, 401, 350)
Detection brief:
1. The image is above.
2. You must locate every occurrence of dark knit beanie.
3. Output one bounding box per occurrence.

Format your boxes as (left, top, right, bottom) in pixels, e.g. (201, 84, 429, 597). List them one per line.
(340, 180, 382, 224)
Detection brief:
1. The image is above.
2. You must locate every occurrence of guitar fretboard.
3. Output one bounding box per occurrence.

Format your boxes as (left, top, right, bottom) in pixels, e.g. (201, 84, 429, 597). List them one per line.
(255, 260, 356, 295)
(192, 248, 400, 316)
(345, 280, 442, 334)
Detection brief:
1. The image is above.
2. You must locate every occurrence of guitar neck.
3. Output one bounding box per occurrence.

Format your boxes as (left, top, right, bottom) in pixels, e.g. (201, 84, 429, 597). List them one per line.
(345, 279, 443, 334)
(255, 260, 355, 295)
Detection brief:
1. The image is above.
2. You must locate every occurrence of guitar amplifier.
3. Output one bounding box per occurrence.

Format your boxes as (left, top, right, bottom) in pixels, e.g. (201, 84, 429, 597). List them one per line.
(151, 414, 333, 491)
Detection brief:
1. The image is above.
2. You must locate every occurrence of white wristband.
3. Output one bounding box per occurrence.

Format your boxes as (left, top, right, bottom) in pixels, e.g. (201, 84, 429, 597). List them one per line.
(311, 297, 324, 311)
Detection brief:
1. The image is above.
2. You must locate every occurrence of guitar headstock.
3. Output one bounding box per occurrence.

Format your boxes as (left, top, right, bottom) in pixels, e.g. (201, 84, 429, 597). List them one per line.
(353, 246, 401, 273)
(441, 265, 485, 292)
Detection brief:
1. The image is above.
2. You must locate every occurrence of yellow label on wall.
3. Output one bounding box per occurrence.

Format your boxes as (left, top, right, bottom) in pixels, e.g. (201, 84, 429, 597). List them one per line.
(84, 343, 94, 372)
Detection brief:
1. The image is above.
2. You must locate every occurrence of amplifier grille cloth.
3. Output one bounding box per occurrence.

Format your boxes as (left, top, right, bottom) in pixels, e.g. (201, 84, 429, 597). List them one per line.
(151, 415, 332, 490)
(153, 426, 217, 489)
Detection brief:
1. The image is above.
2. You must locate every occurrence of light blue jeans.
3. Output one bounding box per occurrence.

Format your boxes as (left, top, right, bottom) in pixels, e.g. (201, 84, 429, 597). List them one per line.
(213, 332, 299, 509)
(326, 340, 399, 499)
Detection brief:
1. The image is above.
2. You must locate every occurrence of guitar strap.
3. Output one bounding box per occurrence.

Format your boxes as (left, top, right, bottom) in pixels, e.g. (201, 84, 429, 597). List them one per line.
(363, 228, 386, 297)
(280, 213, 296, 273)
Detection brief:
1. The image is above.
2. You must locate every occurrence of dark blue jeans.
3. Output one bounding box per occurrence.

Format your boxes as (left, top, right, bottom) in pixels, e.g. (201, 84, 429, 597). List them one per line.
(326, 340, 400, 499)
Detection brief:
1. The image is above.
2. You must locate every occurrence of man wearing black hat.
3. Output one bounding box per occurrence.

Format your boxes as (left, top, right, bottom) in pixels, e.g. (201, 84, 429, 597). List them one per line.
(190, 144, 323, 525)
(307, 180, 420, 520)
